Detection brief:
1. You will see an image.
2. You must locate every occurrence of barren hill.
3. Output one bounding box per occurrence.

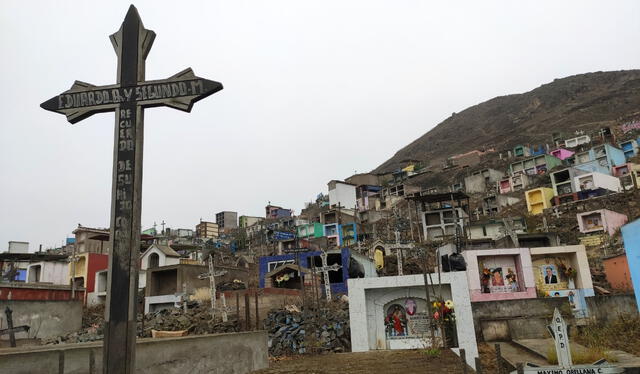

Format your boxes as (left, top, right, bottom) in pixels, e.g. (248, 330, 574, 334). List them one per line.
(374, 70, 640, 174)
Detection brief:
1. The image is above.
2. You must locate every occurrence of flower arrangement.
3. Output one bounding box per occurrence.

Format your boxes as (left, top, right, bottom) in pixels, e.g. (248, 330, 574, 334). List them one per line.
(432, 299, 455, 322)
(557, 262, 577, 280)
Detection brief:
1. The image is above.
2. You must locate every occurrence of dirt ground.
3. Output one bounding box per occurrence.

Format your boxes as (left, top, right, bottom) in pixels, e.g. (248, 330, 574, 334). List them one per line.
(252, 349, 473, 374)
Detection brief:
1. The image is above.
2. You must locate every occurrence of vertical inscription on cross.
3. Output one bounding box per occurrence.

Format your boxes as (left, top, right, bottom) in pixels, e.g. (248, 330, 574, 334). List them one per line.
(40, 6, 222, 374)
(547, 308, 572, 368)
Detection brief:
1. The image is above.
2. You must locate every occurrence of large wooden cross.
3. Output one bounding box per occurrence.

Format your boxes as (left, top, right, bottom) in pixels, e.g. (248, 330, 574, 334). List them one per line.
(40, 6, 222, 373)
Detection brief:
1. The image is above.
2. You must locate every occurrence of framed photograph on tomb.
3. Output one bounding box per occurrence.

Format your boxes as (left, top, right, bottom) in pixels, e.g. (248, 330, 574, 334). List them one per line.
(541, 265, 559, 285)
(404, 298, 417, 316)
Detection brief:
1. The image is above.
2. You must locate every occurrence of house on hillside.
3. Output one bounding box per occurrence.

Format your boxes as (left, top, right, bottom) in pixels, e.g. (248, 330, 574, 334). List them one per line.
(509, 154, 562, 176)
(464, 169, 504, 194)
(577, 209, 628, 236)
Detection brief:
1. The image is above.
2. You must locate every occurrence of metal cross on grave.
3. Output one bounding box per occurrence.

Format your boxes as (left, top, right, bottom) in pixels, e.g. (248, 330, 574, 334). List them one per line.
(313, 251, 342, 301)
(40, 6, 222, 374)
(198, 255, 229, 321)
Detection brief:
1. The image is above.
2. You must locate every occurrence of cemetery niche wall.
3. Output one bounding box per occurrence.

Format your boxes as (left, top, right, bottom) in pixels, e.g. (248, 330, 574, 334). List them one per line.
(348, 273, 478, 370)
(530, 245, 594, 318)
(463, 248, 536, 302)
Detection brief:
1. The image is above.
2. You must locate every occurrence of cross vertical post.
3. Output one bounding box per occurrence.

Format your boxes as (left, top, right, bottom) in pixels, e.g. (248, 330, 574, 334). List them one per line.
(5, 307, 16, 348)
(312, 251, 341, 302)
(103, 7, 151, 373)
(208, 255, 217, 319)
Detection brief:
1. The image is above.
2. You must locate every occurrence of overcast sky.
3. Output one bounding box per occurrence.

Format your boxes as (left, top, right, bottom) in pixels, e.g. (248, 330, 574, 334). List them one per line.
(1, 1, 639, 251)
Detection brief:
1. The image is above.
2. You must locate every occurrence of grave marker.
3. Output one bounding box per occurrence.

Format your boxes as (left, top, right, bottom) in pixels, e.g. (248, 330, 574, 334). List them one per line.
(40, 6, 222, 373)
(198, 255, 229, 321)
(0, 307, 29, 348)
(510, 308, 622, 374)
(312, 251, 341, 301)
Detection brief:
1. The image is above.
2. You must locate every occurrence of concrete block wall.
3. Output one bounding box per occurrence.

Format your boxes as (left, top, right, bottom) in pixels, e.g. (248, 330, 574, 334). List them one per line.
(471, 297, 569, 341)
(0, 300, 82, 340)
(0, 331, 268, 374)
(585, 294, 638, 323)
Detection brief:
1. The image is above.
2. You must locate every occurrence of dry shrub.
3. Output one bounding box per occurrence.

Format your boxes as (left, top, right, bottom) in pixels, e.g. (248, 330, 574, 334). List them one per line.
(546, 345, 617, 364)
(190, 287, 212, 302)
(576, 313, 640, 356)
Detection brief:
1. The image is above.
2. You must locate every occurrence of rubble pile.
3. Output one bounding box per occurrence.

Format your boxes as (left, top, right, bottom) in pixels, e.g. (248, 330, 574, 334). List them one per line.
(42, 304, 238, 345)
(139, 305, 238, 337)
(264, 302, 351, 356)
(379, 255, 425, 276)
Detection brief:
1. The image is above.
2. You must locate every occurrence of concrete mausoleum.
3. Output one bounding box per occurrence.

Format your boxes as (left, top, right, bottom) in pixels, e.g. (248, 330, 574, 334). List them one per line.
(348, 272, 478, 369)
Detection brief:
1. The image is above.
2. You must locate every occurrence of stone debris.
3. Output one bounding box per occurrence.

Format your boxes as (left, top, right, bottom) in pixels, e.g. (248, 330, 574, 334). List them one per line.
(42, 304, 238, 345)
(263, 301, 351, 356)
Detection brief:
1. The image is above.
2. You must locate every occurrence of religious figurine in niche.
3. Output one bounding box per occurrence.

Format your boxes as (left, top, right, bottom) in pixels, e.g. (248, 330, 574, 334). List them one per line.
(491, 268, 504, 286)
(480, 267, 491, 293)
(385, 305, 407, 337)
(505, 268, 518, 291)
(567, 291, 576, 309)
(544, 266, 558, 284)
(405, 299, 417, 316)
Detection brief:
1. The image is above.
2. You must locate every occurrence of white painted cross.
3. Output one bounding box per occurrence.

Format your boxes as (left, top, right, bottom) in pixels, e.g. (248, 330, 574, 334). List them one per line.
(549, 308, 572, 367)
(552, 207, 562, 219)
(312, 251, 342, 301)
(198, 255, 228, 321)
(510, 308, 623, 373)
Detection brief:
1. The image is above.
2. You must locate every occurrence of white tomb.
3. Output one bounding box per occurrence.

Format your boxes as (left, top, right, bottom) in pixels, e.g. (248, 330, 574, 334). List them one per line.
(348, 272, 478, 369)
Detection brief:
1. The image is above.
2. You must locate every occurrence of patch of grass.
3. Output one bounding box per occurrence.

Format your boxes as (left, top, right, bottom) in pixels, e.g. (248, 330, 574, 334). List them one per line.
(422, 348, 441, 357)
(575, 313, 640, 356)
(546, 345, 617, 365)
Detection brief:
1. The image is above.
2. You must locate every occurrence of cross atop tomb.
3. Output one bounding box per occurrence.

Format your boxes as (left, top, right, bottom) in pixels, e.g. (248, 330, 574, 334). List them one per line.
(40, 6, 222, 374)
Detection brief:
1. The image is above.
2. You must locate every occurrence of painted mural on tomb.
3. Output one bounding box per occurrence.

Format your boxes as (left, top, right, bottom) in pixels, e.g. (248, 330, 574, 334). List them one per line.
(384, 298, 430, 338)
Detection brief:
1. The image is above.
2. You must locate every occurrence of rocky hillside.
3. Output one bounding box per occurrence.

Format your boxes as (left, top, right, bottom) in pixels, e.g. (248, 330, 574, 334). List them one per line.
(374, 70, 640, 174)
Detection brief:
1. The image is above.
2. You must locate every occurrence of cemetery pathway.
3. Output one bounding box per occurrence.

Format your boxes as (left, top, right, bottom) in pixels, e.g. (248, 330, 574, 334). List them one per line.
(252, 349, 472, 373)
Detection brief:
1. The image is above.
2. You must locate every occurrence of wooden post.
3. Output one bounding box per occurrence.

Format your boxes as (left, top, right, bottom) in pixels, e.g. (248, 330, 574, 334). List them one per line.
(254, 291, 259, 330)
(460, 348, 467, 374)
(475, 357, 483, 374)
(182, 282, 187, 313)
(235, 292, 240, 330)
(58, 351, 65, 374)
(244, 293, 251, 330)
(89, 349, 96, 374)
(516, 363, 524, 374)
(495, 343, 503, 374)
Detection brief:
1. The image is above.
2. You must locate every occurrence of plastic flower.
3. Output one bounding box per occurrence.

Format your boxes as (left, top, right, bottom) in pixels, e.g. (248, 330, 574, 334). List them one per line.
(445, 300, 454, 309)
(433, 311, 440, 320)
